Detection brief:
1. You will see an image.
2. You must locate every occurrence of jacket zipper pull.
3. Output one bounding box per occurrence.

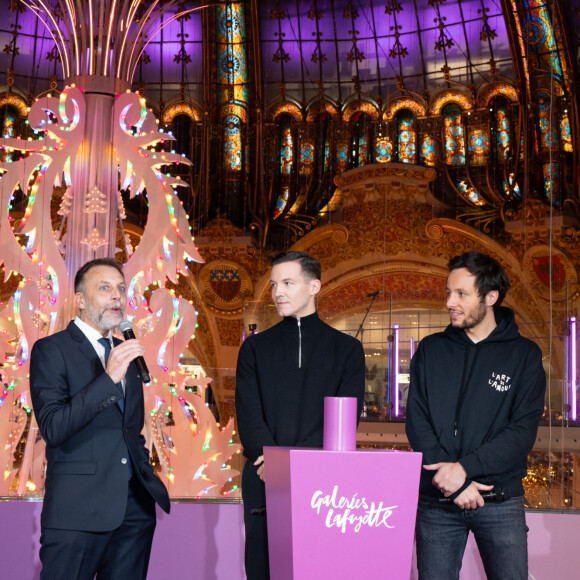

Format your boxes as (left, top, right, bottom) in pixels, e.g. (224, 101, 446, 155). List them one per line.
(454, 422, 458, 436)
(297, 318, 302, 369)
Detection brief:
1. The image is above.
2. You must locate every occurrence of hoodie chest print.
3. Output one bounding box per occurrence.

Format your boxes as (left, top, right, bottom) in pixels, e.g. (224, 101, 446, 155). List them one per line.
(489, 371, 512, 392)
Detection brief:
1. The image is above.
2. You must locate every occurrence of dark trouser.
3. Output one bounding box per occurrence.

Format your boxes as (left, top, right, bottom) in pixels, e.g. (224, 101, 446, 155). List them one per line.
(39, 477, 157, 580)
(242, 460, 270, 580)
(415, 495, 529, 580)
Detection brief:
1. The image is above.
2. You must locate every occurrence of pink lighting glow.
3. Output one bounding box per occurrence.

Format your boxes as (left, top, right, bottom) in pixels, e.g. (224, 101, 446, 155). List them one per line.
(570, 317, 577, 422)
(393, 324, 400, 417)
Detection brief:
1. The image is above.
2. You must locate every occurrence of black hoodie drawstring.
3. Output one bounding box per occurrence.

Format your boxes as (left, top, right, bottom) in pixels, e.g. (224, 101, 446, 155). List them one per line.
(454, 345, 481, 435)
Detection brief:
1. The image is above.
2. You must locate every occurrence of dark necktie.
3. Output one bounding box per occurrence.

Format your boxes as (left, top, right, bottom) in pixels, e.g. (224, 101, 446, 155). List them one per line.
(98, 337, 125, 413)
(98, 337, 132, 479)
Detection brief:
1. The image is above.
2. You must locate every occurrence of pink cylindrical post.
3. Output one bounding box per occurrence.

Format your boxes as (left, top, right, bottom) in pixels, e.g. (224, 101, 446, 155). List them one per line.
(323, 397, 358, 451)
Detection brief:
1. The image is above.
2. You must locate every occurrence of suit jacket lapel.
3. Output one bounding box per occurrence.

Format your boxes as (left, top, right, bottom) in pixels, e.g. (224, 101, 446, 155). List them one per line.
(66, 320, 106, 378)
(67, 321, 125, 416)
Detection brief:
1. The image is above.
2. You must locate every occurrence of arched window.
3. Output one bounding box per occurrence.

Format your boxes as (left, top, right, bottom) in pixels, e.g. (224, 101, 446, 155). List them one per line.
(0, 105, 23, 162)
(489, 97, 521, 198)
(560, 109, 573, 153)
(299, 141, 315, 175)
(173, 114, 194, 157)
(396, 110, 416, 164)
(314, 113, 332, 174)
(223, 114, 242, 172)
(311, 112, 334, 211)
(443, 104, 466, 166)
(420, 134, 442, 166)
(1, 105, 18, 137)
(272, 186, 290, 219)
(271, 113, 295, 219)
(350, 112, 372, 167)
(457, 180, 486, 206)
(170, 114, 196, 187)
(467, 126, 489, 166)
(491, 97, 513, 162)
(276, 114, 295, 176)
(375, 123, 393, 163)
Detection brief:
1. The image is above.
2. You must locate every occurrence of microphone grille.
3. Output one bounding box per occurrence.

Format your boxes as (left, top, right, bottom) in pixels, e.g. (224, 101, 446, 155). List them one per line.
(118, 320, 133, 333)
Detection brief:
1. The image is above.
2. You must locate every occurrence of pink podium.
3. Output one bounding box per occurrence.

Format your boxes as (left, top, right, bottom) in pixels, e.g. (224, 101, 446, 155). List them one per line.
(264, 447, 422, 579)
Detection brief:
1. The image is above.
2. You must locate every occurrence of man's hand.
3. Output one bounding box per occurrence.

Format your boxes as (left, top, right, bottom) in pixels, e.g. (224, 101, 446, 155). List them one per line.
(453, 481, 495, 509)
(105, 339, 146, 384)
(254, 455, 265, 481)
(423, 461, 467, 495)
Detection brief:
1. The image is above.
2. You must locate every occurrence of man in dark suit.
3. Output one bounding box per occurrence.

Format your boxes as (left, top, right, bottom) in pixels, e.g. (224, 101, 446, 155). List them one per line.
(30, 258, 170, 580)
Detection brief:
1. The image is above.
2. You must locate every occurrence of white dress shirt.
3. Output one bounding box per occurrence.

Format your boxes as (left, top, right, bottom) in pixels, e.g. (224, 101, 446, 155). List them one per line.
(74, 316, 126, 395)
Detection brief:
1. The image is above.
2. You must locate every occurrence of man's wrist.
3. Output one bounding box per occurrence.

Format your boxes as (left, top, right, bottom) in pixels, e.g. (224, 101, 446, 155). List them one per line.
(448, 479, 472, 501)
(455, 461, 467, 478)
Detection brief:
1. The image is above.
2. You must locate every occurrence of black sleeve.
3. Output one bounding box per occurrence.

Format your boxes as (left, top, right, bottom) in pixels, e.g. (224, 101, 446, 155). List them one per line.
(405, 341, 456, 464)
(235, 338, 277, 462)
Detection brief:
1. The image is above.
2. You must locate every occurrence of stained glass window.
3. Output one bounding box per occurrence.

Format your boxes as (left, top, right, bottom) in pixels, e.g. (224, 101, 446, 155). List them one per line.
(443, 104, 465, 166)
(277, 114, 294, 176)
(502, 173, 521, 198)
(495, 103, 512, 161)
(467, 127, 489, 166)
(421, 135, 442, 167)
(375, 124, 393, 163)
(223, 114, 242, 172)
(272, 186, 290, 220)
(350, 112, 371, 167)
(457, 180, 486, 206)
(0, 105, 22, 163)
(396, 110, 416, 164)
(171, 114, 198, 188)
(561, 110, 573, 153)
(1, 106, 17, 138)
(375, 138, 393, 163)
(536, 91, 556, 151)
(299, 142, 315, 175)
(336, 140, 349, 173)
(313, 114, 332, 174)
(543, 162, 557, 200)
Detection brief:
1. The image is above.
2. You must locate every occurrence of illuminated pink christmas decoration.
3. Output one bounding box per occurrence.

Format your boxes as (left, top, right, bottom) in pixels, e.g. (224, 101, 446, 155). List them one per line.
(0, 1, 241, 499)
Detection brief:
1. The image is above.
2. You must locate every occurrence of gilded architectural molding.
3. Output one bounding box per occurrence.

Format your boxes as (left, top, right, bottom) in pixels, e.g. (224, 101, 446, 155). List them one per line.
(215, 317, 244, 347)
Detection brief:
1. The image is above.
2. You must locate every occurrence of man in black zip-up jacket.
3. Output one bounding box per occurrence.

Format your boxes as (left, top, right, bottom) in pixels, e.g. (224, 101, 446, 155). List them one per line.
(406, 251, 545, 580)
(236, 251, 365, 580)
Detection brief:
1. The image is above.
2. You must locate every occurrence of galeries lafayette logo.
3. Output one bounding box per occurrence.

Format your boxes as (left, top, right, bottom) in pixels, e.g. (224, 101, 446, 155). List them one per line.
(310, 485, 398, 534)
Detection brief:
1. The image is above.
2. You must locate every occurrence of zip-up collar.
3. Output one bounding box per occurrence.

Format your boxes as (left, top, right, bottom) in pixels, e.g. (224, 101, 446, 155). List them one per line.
(297, 317, 302, 368)
(280, 312, 321, 369)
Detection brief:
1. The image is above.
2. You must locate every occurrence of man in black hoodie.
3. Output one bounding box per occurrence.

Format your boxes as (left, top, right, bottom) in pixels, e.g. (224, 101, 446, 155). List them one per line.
(236, 251, 365, 579)
(406, 251, 545, 580)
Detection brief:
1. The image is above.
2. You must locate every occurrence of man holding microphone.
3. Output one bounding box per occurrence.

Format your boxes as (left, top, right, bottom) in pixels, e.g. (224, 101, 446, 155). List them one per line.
(30, 258, 170, 580)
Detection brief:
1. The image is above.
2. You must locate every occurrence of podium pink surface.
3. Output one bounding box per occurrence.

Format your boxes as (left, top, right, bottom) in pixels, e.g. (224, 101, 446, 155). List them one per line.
(1, 492, 579, 578)
(264, 447, 422, 579)
(264, 397, 423, 579)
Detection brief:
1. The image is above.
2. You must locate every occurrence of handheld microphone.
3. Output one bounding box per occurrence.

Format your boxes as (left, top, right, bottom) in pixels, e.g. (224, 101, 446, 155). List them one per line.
(118, 320, 151, 384)
(438, 488, 511, 503)
(366, 290, 384, 298)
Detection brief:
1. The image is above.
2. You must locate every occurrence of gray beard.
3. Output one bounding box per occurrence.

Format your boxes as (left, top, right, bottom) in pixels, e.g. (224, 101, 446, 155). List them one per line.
(84, 302, 123, 332)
